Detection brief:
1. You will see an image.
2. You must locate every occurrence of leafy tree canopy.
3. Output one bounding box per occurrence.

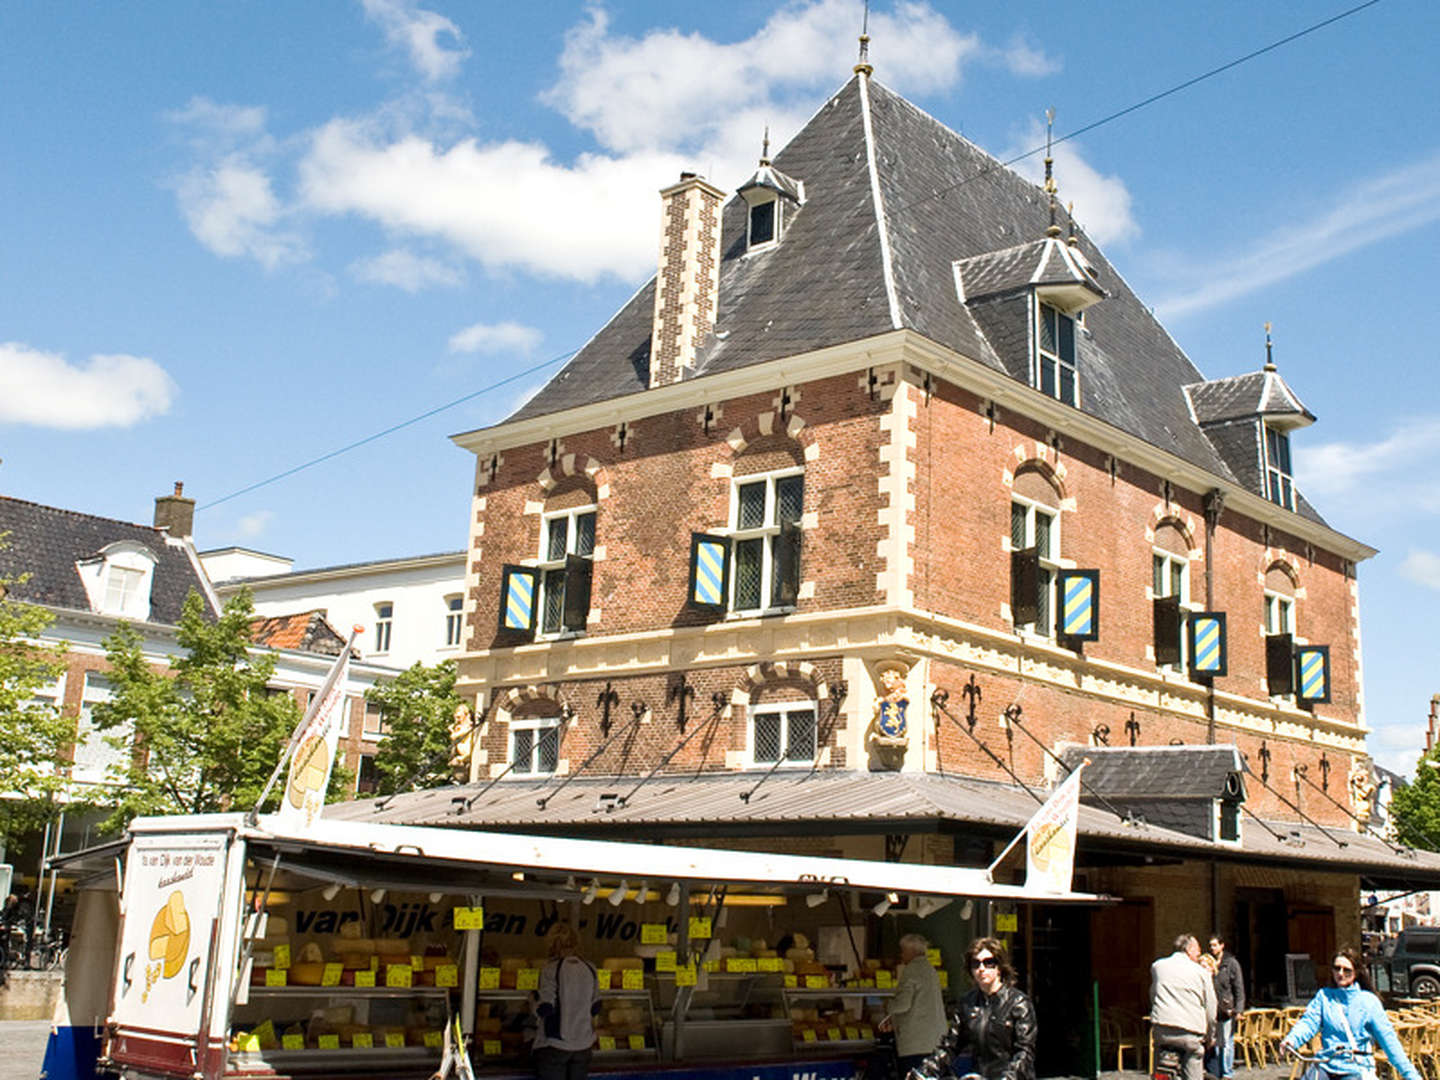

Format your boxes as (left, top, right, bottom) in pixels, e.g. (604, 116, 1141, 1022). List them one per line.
(1390, 750, 1440, 852)
(93, 588, 300, 828)
(364, 660, 465, 797)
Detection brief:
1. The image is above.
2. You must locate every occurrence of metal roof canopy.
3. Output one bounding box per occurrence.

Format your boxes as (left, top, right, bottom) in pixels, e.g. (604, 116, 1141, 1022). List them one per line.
(117, 813, 1103, 904)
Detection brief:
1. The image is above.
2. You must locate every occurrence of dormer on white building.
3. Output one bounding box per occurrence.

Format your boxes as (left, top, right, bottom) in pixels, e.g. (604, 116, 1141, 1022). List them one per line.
(77, 540, 159, 620)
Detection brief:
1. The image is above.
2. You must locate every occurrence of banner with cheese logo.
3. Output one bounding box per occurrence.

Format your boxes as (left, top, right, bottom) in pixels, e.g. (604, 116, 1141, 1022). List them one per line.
(112, 832, 229, 1031)
(1024, 763, 1086, 894)
(276, 627, 358, 831)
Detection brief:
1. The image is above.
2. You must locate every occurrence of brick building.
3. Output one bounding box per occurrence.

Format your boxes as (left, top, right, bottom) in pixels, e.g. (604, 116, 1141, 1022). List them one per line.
(342, 65, 1440, 1049)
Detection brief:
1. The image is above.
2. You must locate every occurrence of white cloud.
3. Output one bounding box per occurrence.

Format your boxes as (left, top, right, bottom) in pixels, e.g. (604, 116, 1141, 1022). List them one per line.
(237, 510, 275, 539)
(1400, 550, 1440, 592)
(1154, 151, 1440, 320)
(176, 159, 307, 268)
(448, 321, 542, 355)
(351, 248, 463, 291)
(361, 0, 468, 82)
(1005, 119, 1138, 246)
(0, 342, 176, 429)
(992, 36, 1060, 77)
(1295, 419, 1440, 511)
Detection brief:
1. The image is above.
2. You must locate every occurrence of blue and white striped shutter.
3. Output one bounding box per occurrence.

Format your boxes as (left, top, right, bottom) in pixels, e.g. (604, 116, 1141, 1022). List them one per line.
(1295, 645, 1331, 704)
(688, 533, 730, 611)
(1055, 570, 1100, 641)
(497, 565, 539, 635)
(1188, 612, 1228, 678)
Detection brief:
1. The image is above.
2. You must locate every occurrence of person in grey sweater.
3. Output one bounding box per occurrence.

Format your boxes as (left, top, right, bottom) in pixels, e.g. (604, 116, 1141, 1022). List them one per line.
(879, 933, 948, 1074)
(1206, 933, 1245, 1080)
(1150, 934, 1217, 1080)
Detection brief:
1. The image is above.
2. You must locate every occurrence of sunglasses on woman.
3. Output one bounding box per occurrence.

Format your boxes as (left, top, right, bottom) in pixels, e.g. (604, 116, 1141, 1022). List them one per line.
(1332, 965, 1354, 974)
(970, 956, 999, 970)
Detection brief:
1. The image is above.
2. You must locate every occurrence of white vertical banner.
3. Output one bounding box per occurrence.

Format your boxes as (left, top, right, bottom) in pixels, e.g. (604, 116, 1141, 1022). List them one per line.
(1025, 762, 1086, 894)
(275, 629, 357, 831)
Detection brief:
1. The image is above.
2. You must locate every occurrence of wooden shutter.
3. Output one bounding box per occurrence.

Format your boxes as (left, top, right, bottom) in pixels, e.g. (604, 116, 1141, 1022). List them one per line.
(561, 554, 593, 632)
(774, 521, 802, 607)
(497, 565, 539, 636)
(1153, 596, 1182, 665)
(1266, 633, 1294, 695)
(1188, 612, 1227, 678)
(1011, 547, 1040, 625)
(1056, 569, 1100, 641)
(687, 533, 730, 611)
(1295, 644, 1331, 704)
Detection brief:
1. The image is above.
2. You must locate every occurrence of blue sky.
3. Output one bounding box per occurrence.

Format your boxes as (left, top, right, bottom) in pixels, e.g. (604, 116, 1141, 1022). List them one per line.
(2, 1, 1437, 774)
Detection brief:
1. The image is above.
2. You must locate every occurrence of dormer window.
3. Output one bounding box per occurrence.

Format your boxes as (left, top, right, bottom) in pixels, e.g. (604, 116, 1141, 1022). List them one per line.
(1036, 301, 1078, 406)
(748, 199, 777, 248)
(1265, 425, 1295, 510)
(78, 541, 158, 621)
(737, 154, 803, 255)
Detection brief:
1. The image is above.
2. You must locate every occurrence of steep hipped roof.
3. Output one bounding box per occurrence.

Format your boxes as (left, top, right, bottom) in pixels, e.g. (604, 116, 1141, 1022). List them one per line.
(250, 610, 346, 655)
(0, 495, 215, 624)
(495, 74, 1322, 522)
(1186, 368, 1315, 426)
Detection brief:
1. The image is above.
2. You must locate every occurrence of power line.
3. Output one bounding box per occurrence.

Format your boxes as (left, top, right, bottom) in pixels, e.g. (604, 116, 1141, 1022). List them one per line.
(888, 0, 1384, 218)
(197, 349, 575, 512)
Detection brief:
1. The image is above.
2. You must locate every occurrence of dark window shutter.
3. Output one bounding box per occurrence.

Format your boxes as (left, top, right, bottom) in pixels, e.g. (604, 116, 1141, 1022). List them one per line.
(1055, 569, 1100, 641)
(498, 565, 539, 637)
(1153, 596, 1182, 665)
(562, 554, 593, 632)
(1295, 645, 1332, 704)
(774, 521, 802, 607)
(687, 533, 730, 612)
(1011, 547, 1040, 625)
(1188, 612, 1228, 678)
(1266, 633, 1294, 695)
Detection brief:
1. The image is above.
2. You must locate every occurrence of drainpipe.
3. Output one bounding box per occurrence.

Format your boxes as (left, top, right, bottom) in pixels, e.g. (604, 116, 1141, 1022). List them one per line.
(1203, 489, 1226, 933)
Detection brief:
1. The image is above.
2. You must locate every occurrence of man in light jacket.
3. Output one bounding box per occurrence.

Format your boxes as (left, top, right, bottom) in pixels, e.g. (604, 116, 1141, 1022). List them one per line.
(1150, 934, 1217, 1080)
(880, 933, 948, 1074)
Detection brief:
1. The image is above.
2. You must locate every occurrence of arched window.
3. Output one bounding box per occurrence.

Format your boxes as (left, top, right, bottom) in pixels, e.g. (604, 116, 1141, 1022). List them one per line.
(1152, 522, 1191, 669)
(1010, 467, 1062, 634)
(1264, 565, 1296, 636)
(536, 480, 596, 636)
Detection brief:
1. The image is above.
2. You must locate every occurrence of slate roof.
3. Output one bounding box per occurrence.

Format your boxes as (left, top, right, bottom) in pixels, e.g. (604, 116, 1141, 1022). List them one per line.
(0, 495, 214, 624)
(1185, 369, 1314, 426)
(249, 611, 346, 655)
(1058, 745, 1245, 800)
(492, 75, 1332, 524)
(738, 160, 804, 204)
(325, 770, 1440, 887)
(955, 237, 1103, 304)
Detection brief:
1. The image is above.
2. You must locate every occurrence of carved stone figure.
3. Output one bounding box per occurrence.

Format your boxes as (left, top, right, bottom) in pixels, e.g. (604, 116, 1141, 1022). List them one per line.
(866, 659, 911, 771)
(1349, 760, 1376, 826)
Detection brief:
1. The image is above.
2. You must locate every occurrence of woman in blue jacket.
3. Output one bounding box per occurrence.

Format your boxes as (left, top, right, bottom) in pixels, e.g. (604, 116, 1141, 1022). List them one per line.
(1280, 948, 1420, 1080)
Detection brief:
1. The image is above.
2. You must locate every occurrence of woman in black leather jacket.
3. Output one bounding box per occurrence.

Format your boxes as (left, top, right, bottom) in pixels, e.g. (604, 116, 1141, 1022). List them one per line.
(911, 937, 1036, 1080)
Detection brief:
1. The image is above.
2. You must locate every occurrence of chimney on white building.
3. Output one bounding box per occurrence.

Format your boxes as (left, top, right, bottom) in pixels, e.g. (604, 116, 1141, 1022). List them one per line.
(154, 481, 195, 539)
(649, 172, 725, 388)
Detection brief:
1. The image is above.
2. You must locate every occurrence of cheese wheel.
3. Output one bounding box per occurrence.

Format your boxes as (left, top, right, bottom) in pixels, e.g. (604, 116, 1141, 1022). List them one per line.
(148, 891, 191, 978)
(290, 962, 326, 985)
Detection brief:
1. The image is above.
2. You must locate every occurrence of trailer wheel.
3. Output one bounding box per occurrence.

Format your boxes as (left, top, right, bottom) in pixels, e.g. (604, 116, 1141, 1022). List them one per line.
(1412, 973, 1440, 998)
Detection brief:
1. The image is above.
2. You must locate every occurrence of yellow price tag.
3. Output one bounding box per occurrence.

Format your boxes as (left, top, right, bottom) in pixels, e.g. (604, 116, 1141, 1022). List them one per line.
(369, 956, 380, 971)
(436, 964, 458, 988)
(273, 944, 291, 969)
(628, 1034, 646, 1050)
(674, 964, 697, 987)
(859, 1025, 874, 1040)
(321, 963, 342, 986)
(385, 1033, 406, 1049)
(318, 1035, 340, 1050)
(757, 957, 782, 972)
(453, 906, 485, 930)
(598, 1037, 616, 1052)
(237, 1033, 261, 1053)
(517, 968, 540, 991)
(655, 951, 677, 972)
(995, 912, 1018, 933)
(938, 970, 949, 989)
(254, 1021, 277, 1046)
(621, 968, 643, 990)
(354, 969, 376, 988)
(424, 1031, 443, 1049)
(827, 1028, 842, 1041)
(483, 1040, 502, 1056)
(640, 922, 667, 945)
(783, 974, 797, 987)
(386, 964, 413, 988)
(411, 954, 425, 971)
(802, 1029, 817, 1043)
(804, 975, 827, 989)
(845, 1027, 860, 1041)
(926, 948, 941, 966)
(351, 1033, 373, 1049)
(688, 916, 712, 939)
(265, 968, 288, 987)
(478, 966, 500, 989)
(595, 968, 611, 990)
(727, 957, 757, 973)
(281, 1034, 305, 1050)
(875, 970, 894, 988)
(703, 958, 721, 972)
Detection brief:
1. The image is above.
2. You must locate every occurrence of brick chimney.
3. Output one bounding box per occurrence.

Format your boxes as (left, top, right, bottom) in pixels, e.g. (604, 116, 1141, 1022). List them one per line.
(154, 481, 195, 539)
(649, 172, 725, 388)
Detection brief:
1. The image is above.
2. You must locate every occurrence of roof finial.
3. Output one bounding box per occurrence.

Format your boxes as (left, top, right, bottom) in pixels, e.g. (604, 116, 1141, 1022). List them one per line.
(854, 0, 873, 76)
(1044, 107, 1061, 238)
(1066, 201, 1078, 247)
(1264, 322, 1276, 372)
(760, 126, 770, 166)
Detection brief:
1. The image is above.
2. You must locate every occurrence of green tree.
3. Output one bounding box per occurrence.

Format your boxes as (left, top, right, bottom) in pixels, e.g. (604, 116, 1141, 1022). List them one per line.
(364, 660, 465, 796)
(1390, 750, 1440, 852)
(0, 546, 71, 837)
(93, 588, 301, 827)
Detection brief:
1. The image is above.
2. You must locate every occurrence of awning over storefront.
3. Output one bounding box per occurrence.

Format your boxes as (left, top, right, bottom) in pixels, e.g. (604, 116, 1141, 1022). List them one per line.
(325, 770, 1440, 891)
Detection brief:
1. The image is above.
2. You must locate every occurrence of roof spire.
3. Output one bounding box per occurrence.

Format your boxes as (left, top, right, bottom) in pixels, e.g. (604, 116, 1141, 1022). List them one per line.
(760, 126, 770, 166)
(1066, 201, 1078, 247)
(1044, 107, 1061, 238)
(1264, 322, 1276, 372)
(854, 0, 873, 76)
